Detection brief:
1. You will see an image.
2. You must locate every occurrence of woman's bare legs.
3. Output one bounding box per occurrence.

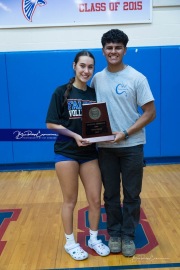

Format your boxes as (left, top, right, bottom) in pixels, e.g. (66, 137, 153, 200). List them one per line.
(80, 159, 110, 256)
(56, 158, 109, 258)
(79, 159, 102, 230)
(55, 160, 89, 260)
(55, 161, 79, 235)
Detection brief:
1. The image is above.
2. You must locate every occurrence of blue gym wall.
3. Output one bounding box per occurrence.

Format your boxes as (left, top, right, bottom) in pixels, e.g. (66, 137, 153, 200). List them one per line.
(0, 46, 180, 169)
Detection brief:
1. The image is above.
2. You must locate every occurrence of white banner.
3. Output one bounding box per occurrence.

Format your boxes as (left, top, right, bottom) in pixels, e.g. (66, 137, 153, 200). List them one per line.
(0, 0, 152, 28)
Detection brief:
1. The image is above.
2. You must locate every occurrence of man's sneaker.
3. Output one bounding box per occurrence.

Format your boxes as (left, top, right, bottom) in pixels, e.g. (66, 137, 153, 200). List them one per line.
(108, 237, 121, 253)
(122, 239, 136, 257)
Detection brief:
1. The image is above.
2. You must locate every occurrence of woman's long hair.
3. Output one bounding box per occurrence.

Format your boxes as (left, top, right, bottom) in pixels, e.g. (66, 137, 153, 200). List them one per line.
(62, 50, 95, 106)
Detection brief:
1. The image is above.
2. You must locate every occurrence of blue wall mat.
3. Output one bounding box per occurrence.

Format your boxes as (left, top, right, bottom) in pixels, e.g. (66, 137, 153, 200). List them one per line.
(6, 50, 79, 163)
(6, 50, 79, 128)
(123, 47, 161, 157)
(161, 46, 180, 156)
(0, 53, 13, 163)
(12, 141, 54, 163)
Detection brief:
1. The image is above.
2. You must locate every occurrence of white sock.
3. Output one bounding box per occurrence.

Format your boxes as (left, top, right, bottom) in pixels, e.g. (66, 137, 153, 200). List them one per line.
(65, 233, 76, 246)
(89, 229, 98, 243)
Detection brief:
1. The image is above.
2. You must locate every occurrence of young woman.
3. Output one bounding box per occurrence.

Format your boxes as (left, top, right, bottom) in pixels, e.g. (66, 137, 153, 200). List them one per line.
(46, 50, 110, 260)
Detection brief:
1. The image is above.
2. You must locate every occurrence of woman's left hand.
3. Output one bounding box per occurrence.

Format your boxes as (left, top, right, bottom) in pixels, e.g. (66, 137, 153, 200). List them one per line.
(74, 134, 91, 147)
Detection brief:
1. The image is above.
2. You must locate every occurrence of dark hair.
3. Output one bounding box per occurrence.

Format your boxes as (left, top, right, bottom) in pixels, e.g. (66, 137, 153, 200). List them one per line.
(101, 29, 129, 48)
(63, 50, 95, 106)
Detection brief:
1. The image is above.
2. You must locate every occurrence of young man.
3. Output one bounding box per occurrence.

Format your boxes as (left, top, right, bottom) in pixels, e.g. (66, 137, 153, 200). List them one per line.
(91, 29, 156, 257)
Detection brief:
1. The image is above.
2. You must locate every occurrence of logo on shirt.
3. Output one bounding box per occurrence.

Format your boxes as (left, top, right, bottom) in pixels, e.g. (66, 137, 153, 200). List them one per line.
(68, 100, 82, 118)
(67, 99, 94, 119)
(22, 0, 47, 22)
(116, 83, 128, 96)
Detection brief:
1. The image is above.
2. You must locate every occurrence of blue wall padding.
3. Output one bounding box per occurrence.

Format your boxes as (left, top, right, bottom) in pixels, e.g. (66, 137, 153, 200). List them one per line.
(161, 46, 180, 156)
(0, 54, 13, 163)
(0, 46, 179, 164)
(5, 50, 77, 163)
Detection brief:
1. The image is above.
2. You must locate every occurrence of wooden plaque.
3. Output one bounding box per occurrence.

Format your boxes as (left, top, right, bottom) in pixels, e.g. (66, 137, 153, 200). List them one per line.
(82, 102, 115, 143)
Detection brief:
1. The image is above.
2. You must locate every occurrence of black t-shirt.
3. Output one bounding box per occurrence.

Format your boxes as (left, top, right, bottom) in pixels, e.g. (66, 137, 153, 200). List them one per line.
(46, 84, 98, 160)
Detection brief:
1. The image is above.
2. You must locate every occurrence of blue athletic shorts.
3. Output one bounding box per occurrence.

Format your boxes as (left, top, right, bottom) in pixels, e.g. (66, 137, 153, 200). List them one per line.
(54, 154, 97, 164)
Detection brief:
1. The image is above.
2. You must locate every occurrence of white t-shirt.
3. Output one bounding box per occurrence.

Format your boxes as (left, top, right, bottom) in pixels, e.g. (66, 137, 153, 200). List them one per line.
(91, 65, 155, 148)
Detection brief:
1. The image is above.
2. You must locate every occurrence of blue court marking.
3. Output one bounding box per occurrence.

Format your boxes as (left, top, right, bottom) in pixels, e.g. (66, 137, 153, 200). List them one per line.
(0, 212, 13, 224)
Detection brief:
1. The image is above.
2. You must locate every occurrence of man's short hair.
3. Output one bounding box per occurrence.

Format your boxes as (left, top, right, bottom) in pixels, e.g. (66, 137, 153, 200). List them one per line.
(101, 29, 129, 48)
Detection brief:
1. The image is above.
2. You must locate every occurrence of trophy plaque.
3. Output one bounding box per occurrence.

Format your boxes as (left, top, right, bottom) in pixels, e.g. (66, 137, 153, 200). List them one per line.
(82, 102, 115, 143)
